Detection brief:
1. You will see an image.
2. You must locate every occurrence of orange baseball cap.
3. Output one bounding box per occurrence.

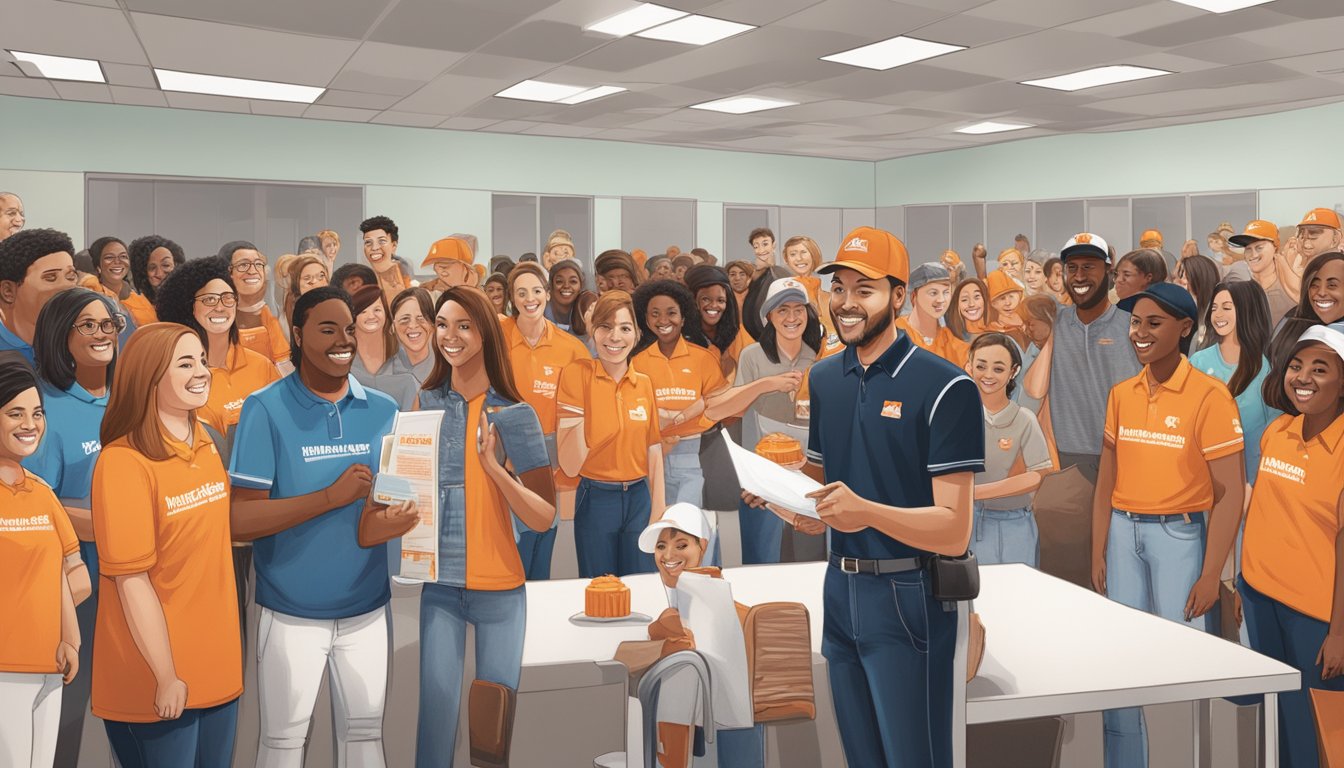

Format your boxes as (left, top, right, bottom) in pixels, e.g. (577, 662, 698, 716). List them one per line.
(1139, 229, 1163, 247)
(1299, 208, 1343, 230)
(941, 249, 962, 268)
(986, 270, 1023, 302)
(1228, 220, 1280, 248)
(817, 227, 909, 284)
(422, 237, 472, 268)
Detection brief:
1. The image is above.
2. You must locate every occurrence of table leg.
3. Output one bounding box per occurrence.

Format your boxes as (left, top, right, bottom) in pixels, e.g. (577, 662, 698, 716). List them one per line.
(1191, 699, 1210, 768)
(952, 601, 969, 768)
(1262, 693, 1278, 768)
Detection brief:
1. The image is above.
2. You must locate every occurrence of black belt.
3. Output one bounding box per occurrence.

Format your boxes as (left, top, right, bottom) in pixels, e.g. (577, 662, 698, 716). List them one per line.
(828, 553, 925, 575)
(1112, 510, 1205, 524)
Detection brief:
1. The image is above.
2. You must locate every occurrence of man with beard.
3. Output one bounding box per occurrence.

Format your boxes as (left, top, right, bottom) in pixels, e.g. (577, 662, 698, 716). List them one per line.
(1023, 233, 1139, 484)
(747, 227, 984, 768)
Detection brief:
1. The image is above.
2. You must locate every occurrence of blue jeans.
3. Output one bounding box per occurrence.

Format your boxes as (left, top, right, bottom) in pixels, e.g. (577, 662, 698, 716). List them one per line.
(415, 583, 526, 768)
(574, 478, 655, 578)
(516, 526, 557, 580)
(717, 724, 766, 767)
(972, 504, 1039, 567)
(55, 546, 97, 768)
(822, 565, 957, 768)
(664, 436, 704, 508)
(739, 499, 783, 565)
(1103, 509, 1213, 768)
(104, 699, 238, 768)
(1239, 577, 1344, 768)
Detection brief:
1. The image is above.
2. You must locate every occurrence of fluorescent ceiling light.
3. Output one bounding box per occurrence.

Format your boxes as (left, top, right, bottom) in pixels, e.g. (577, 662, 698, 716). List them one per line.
(558, 85, 626, 105)
(821, 36, 965, 71)
(9, 51, 104, 82)
(585, 3, 687, 36)
(956, 121, 1035, 134)
(155, 68, 323, 102)
(1021, 65, 1171, 91)
(690, 96, 796, 114)
(636, 15, 755, 45)
(496, 80, 589, 102)
(1170, 0, 1275, 12)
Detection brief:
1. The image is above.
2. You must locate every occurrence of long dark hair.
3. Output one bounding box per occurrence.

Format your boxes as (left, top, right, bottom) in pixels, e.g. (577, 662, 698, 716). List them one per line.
(631, 280, 708, 357)
(1261, 336, 1344, 416)
(422, 287, 524, 403)
(34, 287, 120, 392)
(128, 234, 185, 302)
(1176, 254, 1219, 346)
(1268, 251, 1344, 373)
(759, 301, 823, 365)
(742, 266, 790, 340)
(1204, 281, 1271, 397)
(548, 260, 591, 336)
(947, 277, 992, 340)
(684, 265, 740, 355)
(0, 361, 39, 416)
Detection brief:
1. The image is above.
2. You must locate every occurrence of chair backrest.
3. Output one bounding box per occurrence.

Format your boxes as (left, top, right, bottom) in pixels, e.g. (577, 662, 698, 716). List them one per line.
(637, 651, 714, 768)
(1312, 688, 1344, 767)
(743, 601, 816, 723)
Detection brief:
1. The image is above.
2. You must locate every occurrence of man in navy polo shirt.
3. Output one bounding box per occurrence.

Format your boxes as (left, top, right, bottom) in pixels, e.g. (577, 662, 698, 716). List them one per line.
(756, 227, 984, 768)
(0, 228, 80, 365)
(228, 286, 399, 768)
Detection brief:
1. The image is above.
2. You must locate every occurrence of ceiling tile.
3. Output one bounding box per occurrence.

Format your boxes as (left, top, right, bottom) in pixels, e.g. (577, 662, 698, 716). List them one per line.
(520, 122, 606, 137)
(699, 0, 825, 26)
(249, 100, 308, 117)
(121, 0, 394, 39)
(567, 36, 692, 73)
(329, 42, 466, 96)
(0, 0, 148, 65)
(1121, 6, 1297, 47)
(485, 119, 543, 133)
(930, 28, 1156, 80)
(109, 85, 169, 106)
(316, 90, 402, 110)
(1227, 15, 1344, 57)
(369, 0, 555, 52)
(0, 61, 24, 78)
(438, 116, 499, 130)
(369, 110, 448, 127)
(907, 14, 1043, 48)
(773, 0, 951, 38)
(479, 19, 612, 63)
(1061, 1, 1202, 36)
(0, 77, 59, 98)
(302, 104, 379, 122)
(965, 0, 1151, 29)
(51, 81, 112, 102)
(130, 13, 359, 84)
(388, 73, 504, 115)
(102, 63, 158, 88)
(165, 91, 252, 113)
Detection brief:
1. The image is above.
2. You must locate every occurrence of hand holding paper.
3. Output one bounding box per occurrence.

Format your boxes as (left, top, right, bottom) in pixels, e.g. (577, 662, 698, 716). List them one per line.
(724, 435, 822, 520)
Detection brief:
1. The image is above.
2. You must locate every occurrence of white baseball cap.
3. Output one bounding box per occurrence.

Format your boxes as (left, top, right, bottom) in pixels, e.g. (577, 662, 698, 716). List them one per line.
(1060, 233, 1112, 264)
(638, 503, 711, 553)
(1298, 322, 1344, 360)
(759, 277, 809, 324)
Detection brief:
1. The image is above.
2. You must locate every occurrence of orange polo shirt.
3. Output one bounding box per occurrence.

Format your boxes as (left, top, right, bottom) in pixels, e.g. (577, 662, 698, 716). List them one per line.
(501, 316, 592, 434)
(558, 359, 662, 482)
(79, 274, 157, 327)
(896, 316, 971, 367)
(91, 425, 241, 722)
(1242, 414, 1344, 622)
(0, 471, 78, 673)
(198, 343, 281, 435)
(1103, 357, 1244, 514)
(707, 325, 752, 375)
(464, 395, 528, 590)
(632, 338, 728, 439)
(238, 305, 291, 365)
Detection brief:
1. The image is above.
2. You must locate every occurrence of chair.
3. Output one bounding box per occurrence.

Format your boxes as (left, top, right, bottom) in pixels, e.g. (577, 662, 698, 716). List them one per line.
(594, 651, 714, 768)
(1312, 688, 1344, 767)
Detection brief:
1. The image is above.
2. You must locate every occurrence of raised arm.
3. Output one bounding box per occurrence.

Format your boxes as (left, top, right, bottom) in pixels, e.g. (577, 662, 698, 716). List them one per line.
(1023, 336, 1053, 400)
(230, 464, 371, 541)
(704, 372, 802, 421)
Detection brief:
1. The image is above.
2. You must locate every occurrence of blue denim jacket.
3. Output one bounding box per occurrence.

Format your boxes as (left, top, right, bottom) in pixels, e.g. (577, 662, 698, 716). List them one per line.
(418, 384, 549, 587)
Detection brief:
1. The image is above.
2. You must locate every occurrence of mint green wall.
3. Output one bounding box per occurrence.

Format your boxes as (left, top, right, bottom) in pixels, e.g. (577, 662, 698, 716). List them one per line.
(0, 170, 84, 247)
(875, 101, 1344, 207)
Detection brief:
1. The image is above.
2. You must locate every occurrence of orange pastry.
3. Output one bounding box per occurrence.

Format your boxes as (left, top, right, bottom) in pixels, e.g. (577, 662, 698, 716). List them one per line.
(754, 432, 803, 466)
(585, 575, 631, 618)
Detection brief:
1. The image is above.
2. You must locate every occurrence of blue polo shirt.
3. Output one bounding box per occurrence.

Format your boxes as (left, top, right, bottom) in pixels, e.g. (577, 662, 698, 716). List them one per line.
(25, 381, 107, 581)
(0, 321, 34, 366)
(229, 373, 398, 620)
(806, 332, 985, 560)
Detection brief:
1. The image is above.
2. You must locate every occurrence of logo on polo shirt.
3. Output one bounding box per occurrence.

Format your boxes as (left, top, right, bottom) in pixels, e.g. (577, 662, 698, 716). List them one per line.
(998, 438, 1012, 450)
(628, 404, 649, 421)
(0, 514, 53, 533)
(300, 443, 372, 463)
(1233, 418, 1243, 435)
(1098, 338, 1115, 346)
(1117, 426, 1185, 450)
(225, 398, 246, 413)
(1261, 456, 1305, 485)
(165, 481, 227, 516)
(843, 237, 869, 253)
(654, 386, 697, 403)
(881, 401, 902, 419)
(1164, 415, 1180, 429)
(81, 439, 101, 456)
(532, 379, 557, 398)
(543, 365, 555, 376)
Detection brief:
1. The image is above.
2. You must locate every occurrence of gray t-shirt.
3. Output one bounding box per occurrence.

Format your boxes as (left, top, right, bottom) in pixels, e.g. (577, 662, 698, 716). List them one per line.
(734, 341, 817, 451)
(1262, 280, 1296, 323)
(976, 401, 1053, 510)
(1049, 303, 1140, 456)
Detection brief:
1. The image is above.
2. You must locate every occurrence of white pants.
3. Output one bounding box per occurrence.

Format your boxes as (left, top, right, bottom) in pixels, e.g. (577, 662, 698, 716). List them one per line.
(255, 607, 389, 768)
(0, 672, 62, 768)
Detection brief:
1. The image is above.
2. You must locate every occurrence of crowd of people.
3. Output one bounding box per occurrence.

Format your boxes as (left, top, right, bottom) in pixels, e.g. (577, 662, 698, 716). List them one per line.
(1, 180, 1343, 768)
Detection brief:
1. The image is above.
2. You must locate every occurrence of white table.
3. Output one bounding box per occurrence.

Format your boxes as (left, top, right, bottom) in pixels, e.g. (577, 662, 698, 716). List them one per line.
(522, 562, 1300, 768)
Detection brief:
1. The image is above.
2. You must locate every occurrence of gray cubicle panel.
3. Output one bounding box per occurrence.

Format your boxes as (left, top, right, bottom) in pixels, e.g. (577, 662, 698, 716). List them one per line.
(724, 205, 777, 264)
(622, 198, 696, 258)
(492, 193, 595, 271)
(780, 206, 842, 263)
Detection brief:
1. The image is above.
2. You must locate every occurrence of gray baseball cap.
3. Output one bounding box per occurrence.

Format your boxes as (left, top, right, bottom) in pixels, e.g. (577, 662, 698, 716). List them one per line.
(908, 262, 952, 292)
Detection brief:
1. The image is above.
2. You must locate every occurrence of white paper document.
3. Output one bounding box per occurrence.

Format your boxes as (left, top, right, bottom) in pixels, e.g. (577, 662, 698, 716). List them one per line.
(724, 434, 822, 519)
(674, 572, 755, 729)
(380, 409, 444, 583)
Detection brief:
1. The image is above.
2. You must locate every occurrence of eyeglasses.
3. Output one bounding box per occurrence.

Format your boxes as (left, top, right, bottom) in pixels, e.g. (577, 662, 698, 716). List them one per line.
(72, 315, 127, 336)
(230, 260, 266, 274)
(195, 292, 238, 308)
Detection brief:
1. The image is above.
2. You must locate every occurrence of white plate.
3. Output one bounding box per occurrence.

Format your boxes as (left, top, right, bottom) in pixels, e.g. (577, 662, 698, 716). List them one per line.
(568, 611, 653, 627)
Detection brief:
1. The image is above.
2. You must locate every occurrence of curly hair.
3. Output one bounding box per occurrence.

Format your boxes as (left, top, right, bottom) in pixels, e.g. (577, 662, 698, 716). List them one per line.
(153, 255, 239, 348)
(332, 263, 377, 292)
(359, 215, 398, 243)
(631, 279, 709, 357)
(684, 265, 740, 356)
(0, 228, 75, 284)
(128, 235, 185, 302)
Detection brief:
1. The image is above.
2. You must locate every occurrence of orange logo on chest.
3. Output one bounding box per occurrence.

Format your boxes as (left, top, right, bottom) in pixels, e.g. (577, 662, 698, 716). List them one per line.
(881, 401, 902, 419)
(998, 438, 1012, 450)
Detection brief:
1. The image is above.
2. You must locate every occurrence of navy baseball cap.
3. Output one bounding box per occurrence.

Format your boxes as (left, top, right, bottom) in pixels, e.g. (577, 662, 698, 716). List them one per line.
(1117, 282, 1198, 322)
